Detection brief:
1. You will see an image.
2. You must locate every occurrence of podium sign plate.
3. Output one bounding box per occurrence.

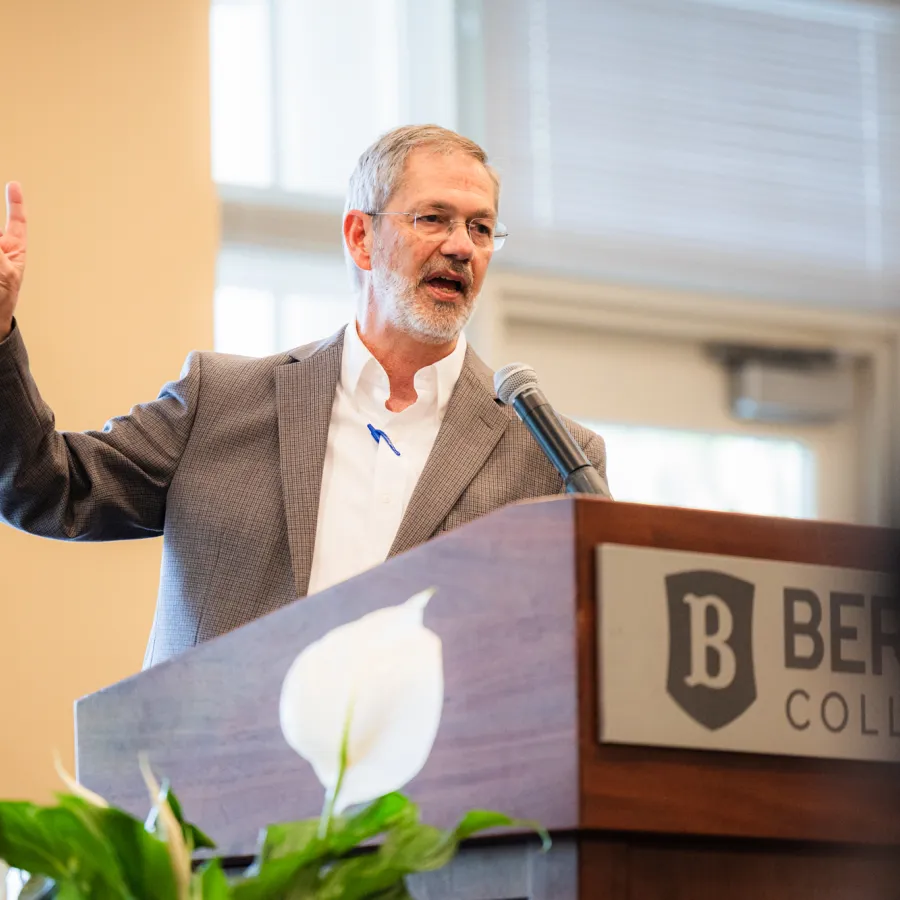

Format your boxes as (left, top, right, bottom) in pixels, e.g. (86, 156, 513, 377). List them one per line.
(596, 543, 900, 763)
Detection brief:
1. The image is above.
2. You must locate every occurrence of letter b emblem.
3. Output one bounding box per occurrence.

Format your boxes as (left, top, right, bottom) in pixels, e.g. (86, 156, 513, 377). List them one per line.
(666, 571, 757, 730)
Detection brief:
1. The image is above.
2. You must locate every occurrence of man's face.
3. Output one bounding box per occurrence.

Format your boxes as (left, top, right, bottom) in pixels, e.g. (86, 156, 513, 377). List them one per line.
(368, 148, 498, 344)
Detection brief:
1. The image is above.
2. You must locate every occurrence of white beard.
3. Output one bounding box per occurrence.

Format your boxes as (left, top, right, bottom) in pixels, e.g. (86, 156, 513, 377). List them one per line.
(370, 262, 476, 344)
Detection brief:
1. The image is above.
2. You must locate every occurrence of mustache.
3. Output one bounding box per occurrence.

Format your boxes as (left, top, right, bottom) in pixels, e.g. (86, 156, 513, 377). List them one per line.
(418, 261, 474, 291)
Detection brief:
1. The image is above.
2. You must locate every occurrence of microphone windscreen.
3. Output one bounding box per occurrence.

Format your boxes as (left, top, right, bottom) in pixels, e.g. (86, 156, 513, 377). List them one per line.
(494, 362, 539, 405)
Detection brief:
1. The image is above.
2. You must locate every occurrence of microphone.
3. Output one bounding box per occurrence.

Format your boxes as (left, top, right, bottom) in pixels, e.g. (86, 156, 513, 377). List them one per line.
(494, 362, 608, 496)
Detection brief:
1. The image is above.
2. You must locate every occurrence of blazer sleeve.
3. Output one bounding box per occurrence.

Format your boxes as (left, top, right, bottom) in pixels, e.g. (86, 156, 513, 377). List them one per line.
(584, 430, 613, 500)
(0, 320, 201, 540)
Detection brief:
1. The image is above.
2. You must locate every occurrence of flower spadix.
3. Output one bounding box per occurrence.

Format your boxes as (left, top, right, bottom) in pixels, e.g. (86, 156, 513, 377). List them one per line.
(279, 588, 443, 813)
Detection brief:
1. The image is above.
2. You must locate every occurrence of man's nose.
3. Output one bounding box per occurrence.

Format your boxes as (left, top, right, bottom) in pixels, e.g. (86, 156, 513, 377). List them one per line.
(439, 221, 475, 260)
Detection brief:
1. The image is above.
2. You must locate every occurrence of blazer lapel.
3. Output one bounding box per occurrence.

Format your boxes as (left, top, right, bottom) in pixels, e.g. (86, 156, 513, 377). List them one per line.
(389, 347, 509, 557)
(276, 331, 344, 598)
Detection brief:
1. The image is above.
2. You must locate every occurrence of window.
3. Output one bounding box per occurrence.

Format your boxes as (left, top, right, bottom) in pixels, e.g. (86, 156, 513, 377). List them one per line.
(211, 0, 458, 196)
(482, 0, 900, 309)
(585, 422, 816, 518)
(210, 0, 459, 353)
(209, 0, 899, 347)
(501, 315, 858, 521)
(214, 248, 356, 356)
(210, 0, 273, 187)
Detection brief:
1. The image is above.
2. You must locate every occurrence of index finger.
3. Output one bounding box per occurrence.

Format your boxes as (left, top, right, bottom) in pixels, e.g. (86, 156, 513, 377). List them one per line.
(4, 182, 26, 240)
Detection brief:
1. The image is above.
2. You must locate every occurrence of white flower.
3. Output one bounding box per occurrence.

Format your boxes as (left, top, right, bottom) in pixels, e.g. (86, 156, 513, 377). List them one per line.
(279, 589, 443, 813)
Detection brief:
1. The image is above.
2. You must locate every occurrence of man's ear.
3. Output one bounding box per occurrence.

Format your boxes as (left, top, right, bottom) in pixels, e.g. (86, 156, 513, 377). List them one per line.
(343, 210, 373, 272)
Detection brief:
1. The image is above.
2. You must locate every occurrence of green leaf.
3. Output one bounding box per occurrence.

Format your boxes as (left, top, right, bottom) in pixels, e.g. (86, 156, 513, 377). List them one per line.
(0, 799, 134, 897)
(281, 866, 321, 900)
(51, 794, 179, 900)
(452, 810, 551, 851)
(329, 794, 418, 855)
(367, 885, 414, 900)
(229, 852, 320, 900)
(191, 859, 230, 900)
(315, 823, 451, 900)
(235, 817, 334, 900)
(256, 819, 320, 863)
(1, 789, 548, 900)
(0, 802, 72, 880)
(379, 823, 455, 873)
(237, 793, 419, 900)
(55, 883, 90, 900)
(40, 793, 185, 900)
(53, 797, 139, 895)
(317, 806, 551, 897)
(246, 793, 420, 894)
(98, 810, 180, 899)
(145, 781, 216, 851)
(313, 853, 406, 900)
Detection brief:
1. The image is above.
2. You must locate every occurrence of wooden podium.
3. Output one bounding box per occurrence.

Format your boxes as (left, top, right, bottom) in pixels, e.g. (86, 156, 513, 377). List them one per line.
(75, 498, 900, 899)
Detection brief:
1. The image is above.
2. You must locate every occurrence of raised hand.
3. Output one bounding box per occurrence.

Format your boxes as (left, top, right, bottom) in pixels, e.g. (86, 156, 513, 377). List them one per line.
(0, 182, 27, 340)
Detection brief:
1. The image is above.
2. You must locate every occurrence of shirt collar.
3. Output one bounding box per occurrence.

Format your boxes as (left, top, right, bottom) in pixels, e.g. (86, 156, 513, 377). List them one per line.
(341, 321, 467, 415)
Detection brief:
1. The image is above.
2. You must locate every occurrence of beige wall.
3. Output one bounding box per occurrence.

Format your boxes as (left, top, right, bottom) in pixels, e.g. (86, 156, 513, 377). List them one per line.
(0, 1, 218, 801)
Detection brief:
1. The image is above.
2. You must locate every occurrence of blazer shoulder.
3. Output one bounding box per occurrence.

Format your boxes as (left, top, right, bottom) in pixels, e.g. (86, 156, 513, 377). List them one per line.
(185, 324, 346, 381)
(175, 328, 344, 410)
(172, 349, 290, 398)
(560, 413, 603, 447)
(189, 347, 295, 375)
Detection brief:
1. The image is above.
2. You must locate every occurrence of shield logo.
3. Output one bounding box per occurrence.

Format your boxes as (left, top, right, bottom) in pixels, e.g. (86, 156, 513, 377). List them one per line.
(666, 570, 757, 730)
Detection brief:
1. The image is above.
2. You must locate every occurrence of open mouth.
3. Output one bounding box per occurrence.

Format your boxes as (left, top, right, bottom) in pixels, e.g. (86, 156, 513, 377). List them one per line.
(424, 273, 467, 299)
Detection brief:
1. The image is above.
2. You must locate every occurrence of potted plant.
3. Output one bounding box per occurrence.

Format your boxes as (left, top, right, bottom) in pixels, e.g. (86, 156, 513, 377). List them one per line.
(0, 590, 547, 899)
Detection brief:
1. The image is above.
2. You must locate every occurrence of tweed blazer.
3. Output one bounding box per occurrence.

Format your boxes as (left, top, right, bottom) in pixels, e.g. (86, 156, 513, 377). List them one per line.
(0, 322, 609, 666)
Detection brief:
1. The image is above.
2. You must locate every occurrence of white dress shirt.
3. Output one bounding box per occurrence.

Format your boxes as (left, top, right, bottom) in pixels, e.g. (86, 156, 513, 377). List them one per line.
(306, 322, 467, 595)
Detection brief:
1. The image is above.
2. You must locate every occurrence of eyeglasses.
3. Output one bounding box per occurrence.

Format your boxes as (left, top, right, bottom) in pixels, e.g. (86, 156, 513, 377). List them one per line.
(366, 209, 508, 251)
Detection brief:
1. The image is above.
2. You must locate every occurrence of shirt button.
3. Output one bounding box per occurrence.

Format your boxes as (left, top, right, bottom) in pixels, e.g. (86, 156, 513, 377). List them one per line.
(380, 494, 392, 504)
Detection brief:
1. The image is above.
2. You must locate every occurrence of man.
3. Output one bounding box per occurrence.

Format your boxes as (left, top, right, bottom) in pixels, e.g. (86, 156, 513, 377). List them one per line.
(0, 125, 609, 667)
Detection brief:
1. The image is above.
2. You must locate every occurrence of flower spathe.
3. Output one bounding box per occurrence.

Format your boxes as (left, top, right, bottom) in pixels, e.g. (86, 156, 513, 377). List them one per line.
(279, 588, 443, 813)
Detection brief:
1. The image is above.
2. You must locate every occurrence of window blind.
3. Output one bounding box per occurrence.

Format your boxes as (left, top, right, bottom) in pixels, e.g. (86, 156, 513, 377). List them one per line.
(482, 0, 899, 308)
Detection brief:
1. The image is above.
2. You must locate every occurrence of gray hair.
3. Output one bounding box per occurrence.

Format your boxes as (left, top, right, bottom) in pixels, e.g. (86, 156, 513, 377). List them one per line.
(343, 124, 500, 291)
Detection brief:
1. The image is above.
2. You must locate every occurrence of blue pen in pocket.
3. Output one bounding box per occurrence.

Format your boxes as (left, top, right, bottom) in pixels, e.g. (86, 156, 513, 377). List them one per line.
(367, 423, 401, 456)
